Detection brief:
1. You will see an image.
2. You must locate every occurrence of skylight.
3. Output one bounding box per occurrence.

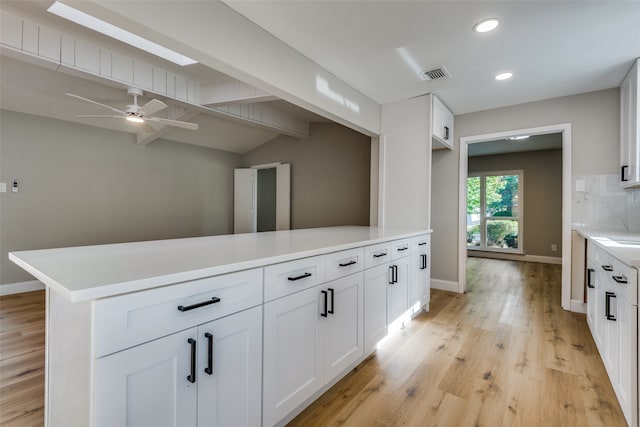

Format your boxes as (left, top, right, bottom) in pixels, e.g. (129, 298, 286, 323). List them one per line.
(47, 2, 197, 66)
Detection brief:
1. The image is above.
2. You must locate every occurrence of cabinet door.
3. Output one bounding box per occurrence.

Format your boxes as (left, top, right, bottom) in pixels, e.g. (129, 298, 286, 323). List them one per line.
(197, 306, 262, 427)
(323, 273, 364, 380)
(263, 286, 324, 426)
(410, 235, 430, 313)
(432, 95, 454, 149)
(602, 287, 620, 383)
(585, 263, 596, 333)
(616, 298, 637, 425)
(387, 257, 410, 323)
(94, 329, 197, 427)
(621, 59, 639, 187)
(364, 263, 390, 350)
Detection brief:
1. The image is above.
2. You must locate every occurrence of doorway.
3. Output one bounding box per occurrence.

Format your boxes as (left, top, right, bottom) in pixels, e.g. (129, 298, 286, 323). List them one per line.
(458, 124, 573, 311)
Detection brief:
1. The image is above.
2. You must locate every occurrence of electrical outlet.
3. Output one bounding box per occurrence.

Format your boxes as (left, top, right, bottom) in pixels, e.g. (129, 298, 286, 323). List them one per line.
(575, 179, 586, 192)
(551, 244, 557, 252)
(0, 183, 6, 193)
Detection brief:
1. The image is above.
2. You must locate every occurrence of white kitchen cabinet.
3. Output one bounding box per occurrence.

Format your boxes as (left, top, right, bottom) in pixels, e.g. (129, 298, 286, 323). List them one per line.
(263, 273, 364, 426)
(387, 256, 410, 323)
(585, 262, 596, 332)
(94, 306, 262, 427)
(432, 95, 454, 150)
(410, 234, 431, 314)
(364, 263, 391, 351)
(620, 58, 640, 187)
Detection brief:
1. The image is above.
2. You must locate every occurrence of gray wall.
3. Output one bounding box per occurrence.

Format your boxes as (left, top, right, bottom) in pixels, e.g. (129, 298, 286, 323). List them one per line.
(468, 149, 563, 258)
(243, 122, 371, 229)
(0, 110, 242, 285)
(431, 88, 619, 285)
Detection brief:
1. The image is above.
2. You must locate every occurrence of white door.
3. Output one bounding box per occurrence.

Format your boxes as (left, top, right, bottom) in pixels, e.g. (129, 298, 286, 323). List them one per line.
(263, 286, 324, 426)
(323, 273, 364, 379)
(364, 263, 390, 351)
(234, 168, 257, 233)
(94, 329, 197, 427)
(387, 257, 410, 323)
(197, 306, 262, 427)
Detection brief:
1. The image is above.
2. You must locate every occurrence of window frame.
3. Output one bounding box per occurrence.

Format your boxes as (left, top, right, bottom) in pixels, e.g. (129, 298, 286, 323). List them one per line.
(467, 169, 524, 254)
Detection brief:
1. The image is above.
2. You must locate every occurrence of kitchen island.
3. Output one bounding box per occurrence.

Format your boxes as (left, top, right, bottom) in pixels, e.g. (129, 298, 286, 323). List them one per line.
(9, 226, 432, 427)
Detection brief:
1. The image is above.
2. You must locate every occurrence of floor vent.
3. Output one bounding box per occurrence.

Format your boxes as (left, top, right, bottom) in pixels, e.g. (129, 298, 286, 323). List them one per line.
(422, 66, 451, 81)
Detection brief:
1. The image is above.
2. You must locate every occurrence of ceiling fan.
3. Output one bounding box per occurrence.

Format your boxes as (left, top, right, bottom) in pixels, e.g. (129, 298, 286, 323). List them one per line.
(66, 88, 199, 130)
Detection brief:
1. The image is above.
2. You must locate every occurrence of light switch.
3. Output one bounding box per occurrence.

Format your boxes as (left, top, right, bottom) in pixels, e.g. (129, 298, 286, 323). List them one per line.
(12, 180, 18, 192)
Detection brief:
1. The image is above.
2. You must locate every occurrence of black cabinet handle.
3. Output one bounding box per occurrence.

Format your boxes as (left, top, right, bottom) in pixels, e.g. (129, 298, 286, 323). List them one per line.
(204, 333, 213, 375)
(187, 338, 196, 383)
(391, 265, 398, 284)
(444, 126, 450, 140)
(339, 260, 357, 267)
(612, 275, 628, 284)
(586, 268, 595, 288)
(328, 288, 334, 315)
(178, 297, 221, 312)
(397, 246, 409, 252)
(621, 165, 629, 182)
(373, 252, 387, 258)
(321, 290, 328, 317)
(288, 272, 312, 281)
(388, 266, 394, 285)
(420, 254, 428, 270)
(601, 264, 613, 272)
(605, 291, 617, 321)
(418, 242, 427, 246)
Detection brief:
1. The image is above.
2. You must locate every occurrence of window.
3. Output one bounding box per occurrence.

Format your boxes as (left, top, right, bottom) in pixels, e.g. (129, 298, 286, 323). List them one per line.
(467, 171, 523, 253)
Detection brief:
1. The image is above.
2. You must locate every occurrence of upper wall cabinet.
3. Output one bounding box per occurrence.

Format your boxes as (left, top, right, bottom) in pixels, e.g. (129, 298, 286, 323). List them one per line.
(620, 58, 640, 188)
(432, 95, 454, 150)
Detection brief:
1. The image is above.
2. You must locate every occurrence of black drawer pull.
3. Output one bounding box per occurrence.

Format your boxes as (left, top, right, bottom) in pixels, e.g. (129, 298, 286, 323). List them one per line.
(612, 275, 628, 284)
(601, 264, 613, 272)
(418, 242, 427, 246)
(288, 272, 312, 281)
(321, 290, 328, 317)
(339, 260, 357, 267)
(187, 338, 196, 383)
(328, 288, 335, 315)
(586, 268, 595, 288)
(373, 252, 387, 258)
(397, 246, 409, 252)
(178, 297, 221, 312)
(605, 291, 617, 321)
(204, 333, 213, 375)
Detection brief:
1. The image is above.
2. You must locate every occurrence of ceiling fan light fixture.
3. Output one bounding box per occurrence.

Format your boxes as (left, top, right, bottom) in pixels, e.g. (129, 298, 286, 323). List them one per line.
(474, 18, 500, 33)
(47, 2, 198, 66)
(126, 116, 145, 124)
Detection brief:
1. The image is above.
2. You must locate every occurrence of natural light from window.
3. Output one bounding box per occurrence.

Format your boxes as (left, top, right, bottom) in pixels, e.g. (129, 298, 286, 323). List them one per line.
(467, 171, 523, 253)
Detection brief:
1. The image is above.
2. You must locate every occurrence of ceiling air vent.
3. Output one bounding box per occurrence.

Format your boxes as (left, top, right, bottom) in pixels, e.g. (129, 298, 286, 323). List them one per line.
(422, 66, 451, 81)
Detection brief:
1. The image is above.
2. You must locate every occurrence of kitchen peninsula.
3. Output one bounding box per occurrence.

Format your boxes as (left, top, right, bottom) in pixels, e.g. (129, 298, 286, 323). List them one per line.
(9, 226, 432, 426)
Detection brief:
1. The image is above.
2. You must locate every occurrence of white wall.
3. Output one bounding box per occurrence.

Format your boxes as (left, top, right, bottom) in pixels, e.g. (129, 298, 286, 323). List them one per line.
(0, 110, 242, 286)
(432, 88, 619, 285)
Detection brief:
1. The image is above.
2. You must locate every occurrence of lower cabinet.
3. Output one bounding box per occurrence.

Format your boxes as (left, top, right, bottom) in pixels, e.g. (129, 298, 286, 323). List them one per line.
(94, 306, 262, 427)
(387, 257, 410, 322)
(410, 234, 431, 313)
(364, 263, 390, 351)
(263, 272, 364, 426)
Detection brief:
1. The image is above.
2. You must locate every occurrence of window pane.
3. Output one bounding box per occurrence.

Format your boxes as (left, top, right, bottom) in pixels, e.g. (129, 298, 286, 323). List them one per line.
(486, 219, 519, 249)
(485, 175, 519, 217)
(466, 177, 481, 247)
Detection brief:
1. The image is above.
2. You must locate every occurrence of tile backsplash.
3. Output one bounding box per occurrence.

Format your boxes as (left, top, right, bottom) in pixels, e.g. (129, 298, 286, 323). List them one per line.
(572, 174, 640, 232)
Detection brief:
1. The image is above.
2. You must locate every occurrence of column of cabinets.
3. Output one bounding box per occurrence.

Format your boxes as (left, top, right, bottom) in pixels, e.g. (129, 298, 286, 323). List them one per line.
(262, 249, 364, 427)
(620, 58, 640, 187)
(585, 241, 638, 426)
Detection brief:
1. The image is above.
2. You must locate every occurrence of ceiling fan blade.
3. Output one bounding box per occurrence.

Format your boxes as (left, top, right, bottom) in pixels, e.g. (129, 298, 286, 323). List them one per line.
(145, 117, 199, 130)
(66, 93, 126, 115)
(140, 99, 167, 116)
(76, 114, 125, 119)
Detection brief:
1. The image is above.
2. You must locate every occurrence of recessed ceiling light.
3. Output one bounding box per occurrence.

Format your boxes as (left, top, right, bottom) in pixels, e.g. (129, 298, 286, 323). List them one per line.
(47, 1, 197, 66)
(507, 135, 530, 140)
(495, 72, 513, 81)
(474, 18, 500, 33)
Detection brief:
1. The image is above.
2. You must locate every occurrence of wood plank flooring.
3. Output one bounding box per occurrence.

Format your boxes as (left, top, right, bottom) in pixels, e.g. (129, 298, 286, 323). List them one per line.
(0, 259, 628, 426)
(289, 259, 628, 427)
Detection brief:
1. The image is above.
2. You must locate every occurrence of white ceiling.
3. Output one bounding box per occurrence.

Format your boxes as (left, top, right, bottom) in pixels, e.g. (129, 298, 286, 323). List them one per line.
(225, 1, 640, 114)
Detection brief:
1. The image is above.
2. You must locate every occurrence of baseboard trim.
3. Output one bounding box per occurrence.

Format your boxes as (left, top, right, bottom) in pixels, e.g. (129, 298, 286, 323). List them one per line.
(468, 251, 562, 265)
(570, 299, 587, 314)
(0, 280, 44, 296)
(431, 279, 460, 293)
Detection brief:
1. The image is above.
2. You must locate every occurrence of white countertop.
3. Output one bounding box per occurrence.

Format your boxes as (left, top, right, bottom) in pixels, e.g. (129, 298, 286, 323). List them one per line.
(9, 226, 431, 302)
(574, 227, 640, 268)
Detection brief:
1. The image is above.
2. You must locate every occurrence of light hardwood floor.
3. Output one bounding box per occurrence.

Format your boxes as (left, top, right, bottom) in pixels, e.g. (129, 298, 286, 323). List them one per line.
(0, 259, 628, 426)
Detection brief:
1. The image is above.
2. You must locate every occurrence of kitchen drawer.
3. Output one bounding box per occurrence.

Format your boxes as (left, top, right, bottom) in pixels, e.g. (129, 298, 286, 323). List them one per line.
(93, 268, 263, 357)
(264, 255, 325, 302)
(391, 239, 411, 260)
(412, 234, 430, 254)
(325, 247, 365, 282)
(609, 255, 638, 305)
(364, 242, 392, 269)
